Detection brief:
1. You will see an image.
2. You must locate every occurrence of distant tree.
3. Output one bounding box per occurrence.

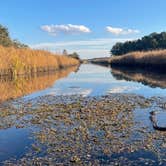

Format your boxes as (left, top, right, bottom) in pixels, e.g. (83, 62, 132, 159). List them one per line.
(0, 24, 28, 48)
(63, 49, 68, 56)
(68, 52, 80, 60)
(111, 42, 124, 55)
(111, 32, 166, 56)
(12, 39, 28, 48)
(0, 25, 12, 47)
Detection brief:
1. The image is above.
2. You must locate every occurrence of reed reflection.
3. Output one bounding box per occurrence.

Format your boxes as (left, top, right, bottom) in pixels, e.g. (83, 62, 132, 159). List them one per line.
(0, 66, 78, 102)
(111, 66, 166, 89)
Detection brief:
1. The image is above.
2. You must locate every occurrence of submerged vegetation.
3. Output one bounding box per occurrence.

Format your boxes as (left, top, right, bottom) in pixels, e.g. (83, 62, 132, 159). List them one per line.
(1, 94, 166, 165)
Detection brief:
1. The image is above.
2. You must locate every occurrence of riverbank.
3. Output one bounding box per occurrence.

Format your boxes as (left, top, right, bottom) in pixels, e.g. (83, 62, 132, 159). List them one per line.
(0, 45, 79, 77)
(88, 57, 111, 67)
(0, 94, 166, 165)
(110, 50, 166, 68)
(88, 49, 166, 69)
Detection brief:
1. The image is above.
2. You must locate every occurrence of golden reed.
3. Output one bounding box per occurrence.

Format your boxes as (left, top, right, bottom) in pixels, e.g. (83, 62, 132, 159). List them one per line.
(0, 45, 79, 76)
(111, 49, 166, 68)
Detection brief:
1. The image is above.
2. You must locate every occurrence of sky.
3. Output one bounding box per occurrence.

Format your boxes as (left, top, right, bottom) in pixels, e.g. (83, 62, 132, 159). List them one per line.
(1, 0, 166, 59)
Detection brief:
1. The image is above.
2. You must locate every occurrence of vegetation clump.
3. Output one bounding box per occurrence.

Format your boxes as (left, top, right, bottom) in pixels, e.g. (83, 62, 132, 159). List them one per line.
(110, 49, 166, 68)
(0, 46, 79, 77)
(1, 94, 166, 165)
(62, 49, 80, 60)
(0, 24, 28, 48)
(0, 24, 79, 77)
(111, 32, 166, 55)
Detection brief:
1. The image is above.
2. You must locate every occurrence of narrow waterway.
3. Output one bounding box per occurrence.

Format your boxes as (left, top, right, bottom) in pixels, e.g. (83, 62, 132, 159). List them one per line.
(0, 63, 166, 165)
(24, 63, 166, 99)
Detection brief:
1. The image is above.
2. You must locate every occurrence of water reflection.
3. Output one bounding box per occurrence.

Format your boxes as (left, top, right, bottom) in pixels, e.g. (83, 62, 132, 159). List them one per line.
(0, 66, 78, 102)
(111, 66, 166, 89)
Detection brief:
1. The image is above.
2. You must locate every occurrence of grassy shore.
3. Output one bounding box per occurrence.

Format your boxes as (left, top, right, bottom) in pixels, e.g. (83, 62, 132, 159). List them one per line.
(110, 49, 166, 68)
(88, 57, 111, 66)
(0, 45, 79, 77)
(89, 49, 166, 69)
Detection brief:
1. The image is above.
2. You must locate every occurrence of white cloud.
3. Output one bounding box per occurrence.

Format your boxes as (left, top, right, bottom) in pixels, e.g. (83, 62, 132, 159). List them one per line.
(108, 86, 140, 93)
(106, 26, 140, 35)
(41, 24, 91, 36)
(30, 38, 134, 59)
(31, 38, 132, 49)
(48, 88, 92, 97)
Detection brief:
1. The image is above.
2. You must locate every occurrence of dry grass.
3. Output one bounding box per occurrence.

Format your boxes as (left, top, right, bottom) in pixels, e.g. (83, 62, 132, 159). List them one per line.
(111, 49, 166, 68)
(0, 45, 79, 76)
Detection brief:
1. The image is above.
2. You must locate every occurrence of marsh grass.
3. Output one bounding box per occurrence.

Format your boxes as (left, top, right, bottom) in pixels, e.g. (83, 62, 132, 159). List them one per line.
(0, 46, 79, 76)
(111, 49, 166, 68)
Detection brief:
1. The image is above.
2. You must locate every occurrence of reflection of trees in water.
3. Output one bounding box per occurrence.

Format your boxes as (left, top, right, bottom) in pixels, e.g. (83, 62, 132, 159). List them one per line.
(111, 66, 166, 89)
(0, 66, 78, 102)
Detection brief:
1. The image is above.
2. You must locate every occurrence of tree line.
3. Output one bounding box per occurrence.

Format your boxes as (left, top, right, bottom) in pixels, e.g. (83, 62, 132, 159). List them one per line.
(0, 24, 28, 48)
(111, 32, 166, 56)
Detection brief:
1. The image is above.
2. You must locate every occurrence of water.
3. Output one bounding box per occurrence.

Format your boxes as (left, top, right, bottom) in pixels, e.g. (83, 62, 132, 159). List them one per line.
(0, 127, 33, 163)
(23, 64, 166, 99)
(1, 64, 166, 164)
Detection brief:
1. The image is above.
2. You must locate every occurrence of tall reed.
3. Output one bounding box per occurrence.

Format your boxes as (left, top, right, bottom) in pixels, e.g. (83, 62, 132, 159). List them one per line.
(0, 45, 79, 76)
(111, 49, 166, 68)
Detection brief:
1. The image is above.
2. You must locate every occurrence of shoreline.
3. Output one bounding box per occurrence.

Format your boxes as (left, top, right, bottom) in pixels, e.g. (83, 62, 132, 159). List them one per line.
(0, 45, 79, 78)
(0, 65, 79, 103)
(0, 64, 79, 78)
(88, 49, 166, 70)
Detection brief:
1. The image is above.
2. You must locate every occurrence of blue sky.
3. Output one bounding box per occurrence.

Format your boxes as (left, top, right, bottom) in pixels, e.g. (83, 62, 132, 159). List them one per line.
(1, 0, 166, 58)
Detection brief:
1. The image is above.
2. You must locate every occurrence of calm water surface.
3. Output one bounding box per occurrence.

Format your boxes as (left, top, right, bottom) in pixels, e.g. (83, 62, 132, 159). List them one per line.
(1, 63, 166, 163)
(24, 63, 166, 99)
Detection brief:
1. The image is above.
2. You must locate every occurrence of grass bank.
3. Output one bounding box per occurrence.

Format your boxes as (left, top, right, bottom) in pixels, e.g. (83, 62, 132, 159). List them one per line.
(110, 50, 166, 68)
(87, 57, 111, 67)
(0, 45, 79, 77)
